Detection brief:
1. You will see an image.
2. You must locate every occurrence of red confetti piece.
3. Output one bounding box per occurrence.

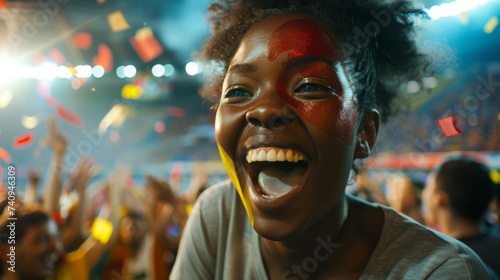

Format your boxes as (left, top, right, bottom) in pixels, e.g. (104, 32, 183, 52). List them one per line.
(130, 28, 163, 62)
(0, 0, 8, 9)
(44, 95, 56, 107)
(34, 51, 47, 64)
(0, 147, 11, 164)
(73, 33, 92, 49)
(13, 131, 35, 149)
(437, 116, 462, 137)
(168, 106, 186, 118)
(49, 48, 65, 64)
(57, 105, 83, 127)
(92, 43, 113, 73)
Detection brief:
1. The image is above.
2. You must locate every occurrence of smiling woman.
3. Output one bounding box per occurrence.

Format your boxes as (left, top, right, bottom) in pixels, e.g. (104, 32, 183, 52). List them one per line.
(170, 1, 491, 279)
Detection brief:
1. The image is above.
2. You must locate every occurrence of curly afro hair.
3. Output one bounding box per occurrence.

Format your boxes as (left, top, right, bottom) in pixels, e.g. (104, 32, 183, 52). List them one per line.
(197, 0, 433, 122)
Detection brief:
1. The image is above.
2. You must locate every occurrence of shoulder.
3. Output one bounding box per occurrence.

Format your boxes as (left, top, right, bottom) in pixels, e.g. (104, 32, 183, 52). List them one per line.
(361, 205, 490, 279)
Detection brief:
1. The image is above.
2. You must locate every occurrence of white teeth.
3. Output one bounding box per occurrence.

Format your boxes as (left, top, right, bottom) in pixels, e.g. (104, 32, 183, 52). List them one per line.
(257, 150, 266, 161)
(267, 149, 277, 162)
(277, 150, 286, 161)
(246, 148, 307, 163)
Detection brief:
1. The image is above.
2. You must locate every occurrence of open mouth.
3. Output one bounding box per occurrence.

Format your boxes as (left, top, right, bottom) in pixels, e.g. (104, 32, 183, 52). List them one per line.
(246, 147, 309, 199)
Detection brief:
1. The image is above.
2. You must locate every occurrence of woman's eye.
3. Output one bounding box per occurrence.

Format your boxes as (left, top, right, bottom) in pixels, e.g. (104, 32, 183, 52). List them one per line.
(294, 83, 335, 100)
(296, 83, 330, 92)
(224, 88, 252, 99)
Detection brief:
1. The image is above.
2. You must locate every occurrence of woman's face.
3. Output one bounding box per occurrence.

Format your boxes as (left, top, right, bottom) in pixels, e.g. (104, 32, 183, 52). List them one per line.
(215, 14, 374, 240)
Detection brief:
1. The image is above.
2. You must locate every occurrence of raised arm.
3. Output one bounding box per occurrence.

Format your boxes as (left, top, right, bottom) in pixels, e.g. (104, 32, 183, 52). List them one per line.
(24, 170, 40, 204)
(41, 118, 67, 215)
(77, 165, 124, 270)
(59, 157, 96, 251)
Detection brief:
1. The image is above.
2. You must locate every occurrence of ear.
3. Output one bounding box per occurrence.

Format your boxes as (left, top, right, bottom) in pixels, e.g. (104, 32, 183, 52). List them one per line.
(354, 109, 380, 159)
(435, 190, 449, 209)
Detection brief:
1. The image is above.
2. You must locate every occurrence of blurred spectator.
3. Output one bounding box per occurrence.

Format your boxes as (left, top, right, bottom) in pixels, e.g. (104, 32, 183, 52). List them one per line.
(422, 157, 500, 278)
(386, 173, 425, 224)
(350, 167, 388, 205)
(491, 181, 500, 237)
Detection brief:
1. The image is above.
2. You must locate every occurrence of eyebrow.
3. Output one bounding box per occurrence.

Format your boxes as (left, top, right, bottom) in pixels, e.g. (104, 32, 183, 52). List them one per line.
(287, 56, 338, 70)
(228, 63, 256, 74)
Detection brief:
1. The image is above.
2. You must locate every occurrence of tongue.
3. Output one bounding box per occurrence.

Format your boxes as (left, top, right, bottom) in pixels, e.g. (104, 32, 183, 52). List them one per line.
(258, 166, 306, 197)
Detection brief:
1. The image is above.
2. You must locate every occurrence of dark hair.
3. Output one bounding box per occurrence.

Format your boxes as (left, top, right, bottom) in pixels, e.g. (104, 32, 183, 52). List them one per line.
(434, 159, 495, 222)
(198, 0, 432, 122)
(0, 205, 49, 275)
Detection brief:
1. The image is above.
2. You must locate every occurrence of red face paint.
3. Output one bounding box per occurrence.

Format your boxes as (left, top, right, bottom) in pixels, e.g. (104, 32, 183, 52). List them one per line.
(267, 19, 357, 145)
(13, 132, 35, 149)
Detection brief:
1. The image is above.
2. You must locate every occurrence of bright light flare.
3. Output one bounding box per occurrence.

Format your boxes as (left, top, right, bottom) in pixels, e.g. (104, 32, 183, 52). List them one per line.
(185, 62, 199, 76)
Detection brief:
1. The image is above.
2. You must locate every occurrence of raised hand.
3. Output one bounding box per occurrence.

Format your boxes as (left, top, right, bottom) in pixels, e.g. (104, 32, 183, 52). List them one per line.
(70, 157, 97, 192)
(145, 175, 178, 205)
(40, 117, 67, 155)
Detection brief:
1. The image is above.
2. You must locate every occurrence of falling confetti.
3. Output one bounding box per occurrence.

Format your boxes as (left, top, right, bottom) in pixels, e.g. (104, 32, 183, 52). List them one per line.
(107, 11, 130, 32)
(0, 147, 11, 164)
(130, 27, 163, 62)
(13, 131, 35, 149)
(437, 116, 462, 137)
(168, 107, 186, 118)
(121, 84, 142, 99)
(154, 121, 165, 134)
(92, 44, 113, 73)
(49, 48, 65, 64)
(97, 0, 106, 3)
(98, 104, 135, 134)
(484, 16, 499, 34)
(460, 12, 468, 25)
(73, 33, 93, 49)
(0, 90, 13, 109)
(34, 51, 47, 64)
(21, 115, 39, 129)
(110, 130, 120, 143)
(57, 105, 83, 127)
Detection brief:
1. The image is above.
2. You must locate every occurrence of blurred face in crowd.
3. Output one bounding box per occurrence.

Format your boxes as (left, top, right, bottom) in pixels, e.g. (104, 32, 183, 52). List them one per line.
(215, 13, 376, 241)
(119, 215, 146, 248)
(10, 221, 59, 279)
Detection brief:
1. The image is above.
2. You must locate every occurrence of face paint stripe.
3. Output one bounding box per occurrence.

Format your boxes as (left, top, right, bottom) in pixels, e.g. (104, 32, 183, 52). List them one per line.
(218, 144, 254, 225)
(266, 19, 357, 146)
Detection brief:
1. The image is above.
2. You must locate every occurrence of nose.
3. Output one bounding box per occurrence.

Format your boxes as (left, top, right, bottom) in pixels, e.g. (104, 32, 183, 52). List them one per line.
(245, 97, 296, 130)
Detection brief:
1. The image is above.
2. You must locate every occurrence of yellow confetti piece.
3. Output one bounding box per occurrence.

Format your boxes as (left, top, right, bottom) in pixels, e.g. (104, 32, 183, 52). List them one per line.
(107, 11, 130, 33)
(497, 112, 500, 122)
(121, 84, 142, 99)
(90, 217, 113, 244)
(491, 170, 500, 184)
(185, 204, 193, 215)
(96, 0, 106, 3)
(218, 145, 254, 225)
(484, 16, 498, 34)
(460, 12, 468, 25)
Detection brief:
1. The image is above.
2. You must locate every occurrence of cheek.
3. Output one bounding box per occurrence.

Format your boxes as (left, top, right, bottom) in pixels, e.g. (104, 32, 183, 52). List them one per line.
(215, 105, 246, 158)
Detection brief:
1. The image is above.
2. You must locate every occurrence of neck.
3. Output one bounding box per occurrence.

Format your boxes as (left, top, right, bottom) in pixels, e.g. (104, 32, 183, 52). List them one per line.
(439, 212, 482, 239)
(260, 196, 349, 276)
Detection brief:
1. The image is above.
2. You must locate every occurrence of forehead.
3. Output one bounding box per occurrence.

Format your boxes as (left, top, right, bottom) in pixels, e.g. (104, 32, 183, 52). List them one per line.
(231, 14, 339, 65)
(20, 222, 51, 243)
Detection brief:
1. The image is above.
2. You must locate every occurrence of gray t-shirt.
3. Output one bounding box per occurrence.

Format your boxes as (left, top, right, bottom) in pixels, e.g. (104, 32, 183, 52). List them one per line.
(171, 180, 490, 279)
